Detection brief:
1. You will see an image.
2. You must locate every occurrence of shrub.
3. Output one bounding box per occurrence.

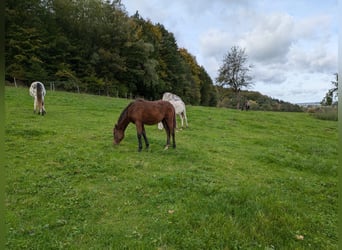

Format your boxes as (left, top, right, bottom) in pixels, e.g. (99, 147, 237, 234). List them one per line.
(310, 106, 338, 121)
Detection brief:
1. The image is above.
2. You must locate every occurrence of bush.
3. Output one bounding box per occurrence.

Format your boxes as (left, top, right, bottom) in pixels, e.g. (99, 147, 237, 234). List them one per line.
(310, 106, 338, 121)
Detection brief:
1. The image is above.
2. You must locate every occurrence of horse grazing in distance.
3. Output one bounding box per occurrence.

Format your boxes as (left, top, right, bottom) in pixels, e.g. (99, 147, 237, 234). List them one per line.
(158, 92, 188, 130)
(29, 81, 46, 115)
(113, 99, 176, 152)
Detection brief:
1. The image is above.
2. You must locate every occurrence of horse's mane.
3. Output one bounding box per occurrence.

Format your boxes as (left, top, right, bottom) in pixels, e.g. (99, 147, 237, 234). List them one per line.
(163, 92, 182, 102)
(117, 101, 134, 124)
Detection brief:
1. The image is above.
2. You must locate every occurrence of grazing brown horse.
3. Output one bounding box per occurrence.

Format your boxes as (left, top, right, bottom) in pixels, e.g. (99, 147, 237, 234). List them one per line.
(113, 99, 176, 151)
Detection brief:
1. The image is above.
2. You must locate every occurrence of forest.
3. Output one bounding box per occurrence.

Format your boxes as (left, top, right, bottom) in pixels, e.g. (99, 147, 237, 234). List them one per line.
(5, 0, 303, 111)
(5, 0, 217, 106)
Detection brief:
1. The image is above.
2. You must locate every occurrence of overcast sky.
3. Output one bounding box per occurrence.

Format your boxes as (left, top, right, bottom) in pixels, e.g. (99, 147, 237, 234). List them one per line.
(122, 0, 338, 104)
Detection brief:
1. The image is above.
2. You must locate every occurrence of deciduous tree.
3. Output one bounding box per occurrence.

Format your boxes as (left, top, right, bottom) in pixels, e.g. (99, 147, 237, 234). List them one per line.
(216, 46, 253, 109)
(321, 73, 338, 106)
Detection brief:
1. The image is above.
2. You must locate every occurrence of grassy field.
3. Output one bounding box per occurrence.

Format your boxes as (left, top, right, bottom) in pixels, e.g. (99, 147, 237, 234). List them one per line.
(5, 86, 338, 249)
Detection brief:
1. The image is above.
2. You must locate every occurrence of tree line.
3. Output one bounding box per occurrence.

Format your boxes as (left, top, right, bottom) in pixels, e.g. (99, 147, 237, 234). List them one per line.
(5, 0, 217, 106)
(217, 87, 303, 112)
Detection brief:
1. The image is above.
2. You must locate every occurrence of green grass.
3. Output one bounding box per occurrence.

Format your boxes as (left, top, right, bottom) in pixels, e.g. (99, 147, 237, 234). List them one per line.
(5, 86, 338, 249)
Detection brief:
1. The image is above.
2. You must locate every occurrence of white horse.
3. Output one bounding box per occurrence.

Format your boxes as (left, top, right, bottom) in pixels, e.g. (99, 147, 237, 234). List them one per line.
(158, 92, 188, 129)
(29, 81, 46, 115)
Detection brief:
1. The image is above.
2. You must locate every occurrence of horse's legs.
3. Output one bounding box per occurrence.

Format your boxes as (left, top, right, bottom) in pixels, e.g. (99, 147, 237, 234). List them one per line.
(183, 110, 188, 127)
(171, 127, 176, 148)
(33, 97, 37, 113)
(170, 117, 176, 148)
(137, 133, 143, 152)
(179, 113, 184, 128)
(136, 123, 143, 152)
(41, 100, 46, 115)
(162, 120, 171, 149)
(141, 124, 149, 149)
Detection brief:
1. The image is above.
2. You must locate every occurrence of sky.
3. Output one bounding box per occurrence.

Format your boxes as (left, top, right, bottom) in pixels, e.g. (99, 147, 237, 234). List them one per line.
(121, 0, 338, 104)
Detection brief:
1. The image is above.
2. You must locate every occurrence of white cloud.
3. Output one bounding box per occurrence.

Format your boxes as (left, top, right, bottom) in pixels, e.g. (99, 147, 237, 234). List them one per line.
(252, 64, 287, 85)
(293, 14, 332, 39)
(287, 38, 337, 74)
(204, 57, 221, 78)
(240, 13, 295, 63)
(122, 0, 338, 103)
(199, 29, 234, 59)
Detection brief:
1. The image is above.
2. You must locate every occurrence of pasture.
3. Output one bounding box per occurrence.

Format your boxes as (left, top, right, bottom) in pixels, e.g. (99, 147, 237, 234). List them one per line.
(5, 86, 337, 249)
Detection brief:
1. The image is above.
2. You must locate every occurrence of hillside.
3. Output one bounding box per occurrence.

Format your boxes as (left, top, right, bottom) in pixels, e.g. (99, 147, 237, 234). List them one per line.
(217, 88, 303, 112)
(5, 87, 337, 249)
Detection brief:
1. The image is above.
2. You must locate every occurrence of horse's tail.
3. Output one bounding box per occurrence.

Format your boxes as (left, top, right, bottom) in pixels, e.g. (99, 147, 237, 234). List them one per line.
(37, 83, 43, 97)
(173, 107, 177, 130)
(182, 105, 188, 127)
(172, 104, 177, 149)
(36, 82, 45, 115)
(36, 83, 43, 103)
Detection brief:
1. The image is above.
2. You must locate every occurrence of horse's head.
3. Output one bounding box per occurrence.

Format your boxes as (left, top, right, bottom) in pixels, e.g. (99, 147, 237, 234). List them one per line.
(113, 124, 124, 145)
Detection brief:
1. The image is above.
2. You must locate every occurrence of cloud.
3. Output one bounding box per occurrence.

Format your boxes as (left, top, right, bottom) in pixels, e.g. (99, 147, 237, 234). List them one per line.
(240, 13, 295, 63)
(204, 57, 221, 78)
(252, 64, 287, 85)
(122, 0, 338, 103)
(199, 29, 234, 59)
(199, 12, 297, 84)
(293, 14, 332, 39)
(236, 12, 337, 87)
(287, 44, 337, 74)
(199, 9, 337, 88)
(255, 73, 331, 103)
(181, 0, 255, 16)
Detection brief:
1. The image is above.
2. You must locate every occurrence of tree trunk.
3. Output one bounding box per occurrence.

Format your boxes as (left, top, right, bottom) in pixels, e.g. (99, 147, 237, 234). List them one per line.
(235, 89, 241, 109)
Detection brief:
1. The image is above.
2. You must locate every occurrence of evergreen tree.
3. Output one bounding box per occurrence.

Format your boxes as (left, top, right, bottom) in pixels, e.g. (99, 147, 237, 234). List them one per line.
(199, 66, 217, 106)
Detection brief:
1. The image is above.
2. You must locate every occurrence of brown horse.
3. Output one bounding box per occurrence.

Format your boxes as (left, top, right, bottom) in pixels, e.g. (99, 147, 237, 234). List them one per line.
(113, 99, 176, 151)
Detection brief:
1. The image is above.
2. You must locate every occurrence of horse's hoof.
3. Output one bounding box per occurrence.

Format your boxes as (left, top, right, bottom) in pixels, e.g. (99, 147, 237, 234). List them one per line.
(164, 145, 169, 150)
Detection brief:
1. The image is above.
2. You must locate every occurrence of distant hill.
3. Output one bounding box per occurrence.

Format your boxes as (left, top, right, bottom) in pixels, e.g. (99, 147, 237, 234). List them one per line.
(217, 88, 303, 112)
(296, 102, 321, 107)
